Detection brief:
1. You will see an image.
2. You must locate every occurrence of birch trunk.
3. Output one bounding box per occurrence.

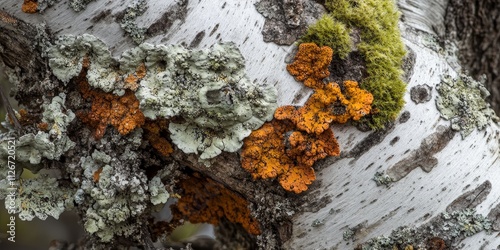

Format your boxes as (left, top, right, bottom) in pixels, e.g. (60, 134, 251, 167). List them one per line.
(0, 0, 499, 249)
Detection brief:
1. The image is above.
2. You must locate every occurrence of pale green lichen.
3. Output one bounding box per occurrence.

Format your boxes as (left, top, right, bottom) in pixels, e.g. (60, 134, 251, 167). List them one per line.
(69, 0, 94, 12)
(129, 42, 278, 159)
(119, 0, 148, 44)
(436, 73, 498, 138)
(7, 176, 75, 221)
(148, 176, 169, 205)
(77, 144, 170, 242)
(0, 94, 75, 173)
(47, 34, 119, 93)
(358, 209, 492, 249)
(37, 0, 60, 13)
(48, 34, 277, 160)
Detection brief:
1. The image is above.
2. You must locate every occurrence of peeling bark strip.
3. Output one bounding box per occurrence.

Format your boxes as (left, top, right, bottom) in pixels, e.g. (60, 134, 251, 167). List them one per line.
(386, 125, 456, 181)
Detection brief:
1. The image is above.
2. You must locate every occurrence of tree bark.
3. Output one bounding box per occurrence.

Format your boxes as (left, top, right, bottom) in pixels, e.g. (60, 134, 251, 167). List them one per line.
(0, 0, 499, 249)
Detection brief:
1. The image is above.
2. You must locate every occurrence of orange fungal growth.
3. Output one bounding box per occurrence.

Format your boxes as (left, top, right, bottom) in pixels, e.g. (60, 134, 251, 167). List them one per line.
(22, 0, 38, 13)
(172, 174, 261, 235)
(286, 42, 333, 89)
(143, 119, 173, 157)
(37, 122, 49, 131)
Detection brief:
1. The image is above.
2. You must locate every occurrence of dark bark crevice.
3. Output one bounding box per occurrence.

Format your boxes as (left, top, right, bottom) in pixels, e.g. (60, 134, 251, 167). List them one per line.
(445, 0, 500, 114)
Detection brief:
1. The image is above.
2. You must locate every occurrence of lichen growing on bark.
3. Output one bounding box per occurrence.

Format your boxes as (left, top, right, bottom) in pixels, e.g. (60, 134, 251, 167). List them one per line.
(436, 73, 498, 138)
(0, 93, 75, 173)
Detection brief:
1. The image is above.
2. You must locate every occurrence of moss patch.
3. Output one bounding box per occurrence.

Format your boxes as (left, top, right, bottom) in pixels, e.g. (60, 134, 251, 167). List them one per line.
(300, 14, 351, 59)
(303, 0, 406, 129)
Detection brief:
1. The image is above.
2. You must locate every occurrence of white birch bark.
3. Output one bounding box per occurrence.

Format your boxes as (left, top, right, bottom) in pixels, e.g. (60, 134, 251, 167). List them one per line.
(1, 0, 499, 249)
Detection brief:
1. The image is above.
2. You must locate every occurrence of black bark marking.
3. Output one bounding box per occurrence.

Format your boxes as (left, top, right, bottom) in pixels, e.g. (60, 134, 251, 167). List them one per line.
(188, 31, 205, 48)
(145, 0, 189, 38)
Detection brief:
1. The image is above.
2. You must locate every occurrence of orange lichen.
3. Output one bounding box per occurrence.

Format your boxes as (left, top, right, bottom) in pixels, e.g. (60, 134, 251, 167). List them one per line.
(241, 43, 373, 193)
(286, 129, 340, 167)
(93, 167, 103, 183)
(0, 11, 18, 25)
(123, 63, 146, 91)
(22, 0, 38, 13)
(275, 81, 373, 134)
(171, 174, 261, 235)
(278, 164, 315, 194)
(37, 122, 49, 131)
(76, 59, 145, 139)
(241, 120, 294, 179)
(286, 42, 333, 89)
(241, 119, 339, 193)
(143, 119, 173, 157)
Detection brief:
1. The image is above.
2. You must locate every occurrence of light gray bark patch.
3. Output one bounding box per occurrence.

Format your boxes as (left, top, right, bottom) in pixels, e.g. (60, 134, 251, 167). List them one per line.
(446, 181, 491, 212)
(410, 84, 432, 104)
(386, 125, 456, 181)
(145, 0, 189, 38)
(254, 0, 325, 45)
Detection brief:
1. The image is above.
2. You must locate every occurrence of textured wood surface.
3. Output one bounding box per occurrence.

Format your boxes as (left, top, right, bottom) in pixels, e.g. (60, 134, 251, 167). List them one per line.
(1, 0, 499, 249)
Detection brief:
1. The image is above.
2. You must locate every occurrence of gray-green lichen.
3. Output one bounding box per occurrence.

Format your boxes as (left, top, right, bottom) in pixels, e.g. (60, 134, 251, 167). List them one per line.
(0, 94, 75, 173)
(357, 209, 492, 249)
(119, 0, 148, 44)
(48, 34, 277, 160)
(37, 0, 60, 13)
(47, 34, 119, 93)
(436, 73, 498, 138)
(128, 42, 278, 159)
(6, 176, 75, 221)
(69, 0, 95, 12)
(74, 132, 170, 242)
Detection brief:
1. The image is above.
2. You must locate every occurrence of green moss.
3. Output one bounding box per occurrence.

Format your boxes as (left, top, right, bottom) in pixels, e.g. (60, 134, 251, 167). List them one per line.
(299, 14, 351, 59)
(323, 0, 406, 129)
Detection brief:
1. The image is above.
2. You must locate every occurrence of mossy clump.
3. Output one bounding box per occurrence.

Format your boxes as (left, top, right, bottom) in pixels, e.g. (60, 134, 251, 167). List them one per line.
(300, 14, 351, 59)
(304, 0, 406, 129)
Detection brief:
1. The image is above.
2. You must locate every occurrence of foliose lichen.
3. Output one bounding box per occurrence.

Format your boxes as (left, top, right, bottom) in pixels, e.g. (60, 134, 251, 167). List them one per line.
(48, 34, 119, 93)
(6, 176, 75, 221)
(69, 0, 94, 12)
(436, 73, 498, 138)
(129, 42, 277, 159)
(356, 209, 492, 249)
(0, 93, 75, 173)
(119, 0, 148, 44)
(47, 34, 277, 160)
(78, 145, 170, 242)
